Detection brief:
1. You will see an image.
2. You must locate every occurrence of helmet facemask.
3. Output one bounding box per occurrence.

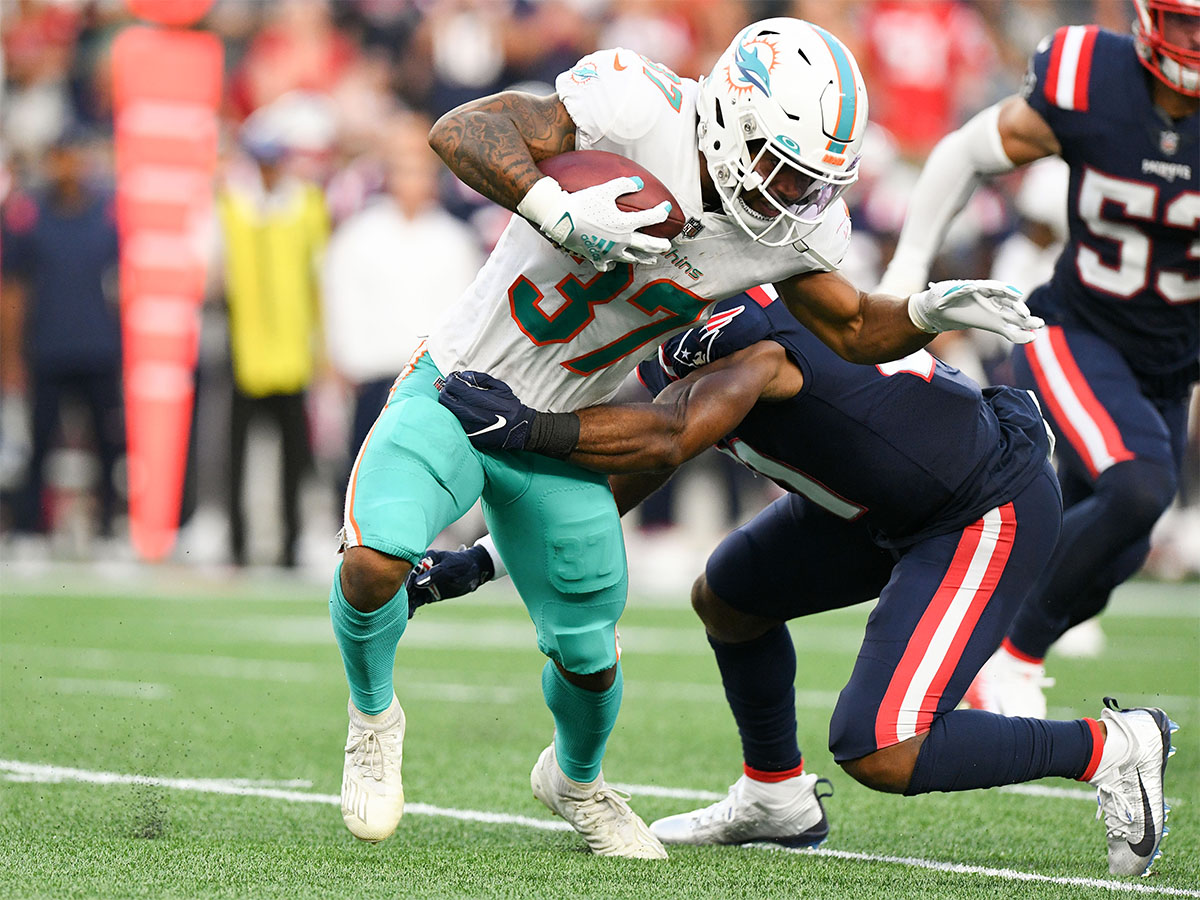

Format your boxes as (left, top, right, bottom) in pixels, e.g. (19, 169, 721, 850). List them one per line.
(1133, 0, 1200, 97)
(715, 131, 857, 247)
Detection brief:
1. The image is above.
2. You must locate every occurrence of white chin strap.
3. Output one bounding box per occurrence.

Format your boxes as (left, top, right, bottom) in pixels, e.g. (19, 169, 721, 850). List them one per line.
(1161, 55, 1200, 95)
(729, 193, 813, 247)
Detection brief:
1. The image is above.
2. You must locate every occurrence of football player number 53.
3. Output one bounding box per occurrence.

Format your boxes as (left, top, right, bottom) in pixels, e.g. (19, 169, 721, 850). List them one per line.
(508, 266, 709, 376)
(1077, 170, 1200, 304)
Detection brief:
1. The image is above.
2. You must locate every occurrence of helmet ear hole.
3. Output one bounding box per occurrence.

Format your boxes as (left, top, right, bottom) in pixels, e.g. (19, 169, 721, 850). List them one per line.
(713, 140, 722, 150)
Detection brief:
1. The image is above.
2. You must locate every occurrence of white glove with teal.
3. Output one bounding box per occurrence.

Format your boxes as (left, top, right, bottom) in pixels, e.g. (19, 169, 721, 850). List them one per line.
(907, 280, 1044, 344)
(517, 175, 672, 271)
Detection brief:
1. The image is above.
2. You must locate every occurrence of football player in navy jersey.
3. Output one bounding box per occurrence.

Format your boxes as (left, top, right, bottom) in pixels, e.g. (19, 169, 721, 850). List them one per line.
(878, 1, 1199, 723)
(425, 291, 1177, 877)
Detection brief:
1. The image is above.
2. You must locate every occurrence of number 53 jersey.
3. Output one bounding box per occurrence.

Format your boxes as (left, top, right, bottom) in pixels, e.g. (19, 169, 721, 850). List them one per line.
(424, 48, 852, 414)
(1023, 27, 1199, 385)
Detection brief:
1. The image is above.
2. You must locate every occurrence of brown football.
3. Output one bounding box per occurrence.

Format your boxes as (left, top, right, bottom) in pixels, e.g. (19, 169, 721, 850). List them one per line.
(537, 150, 686, 240)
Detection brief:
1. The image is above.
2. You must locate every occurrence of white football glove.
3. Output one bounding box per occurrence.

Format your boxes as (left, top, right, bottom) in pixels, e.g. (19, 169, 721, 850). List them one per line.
(907, 279, 1045, 345)
(517, 175, 672, 271)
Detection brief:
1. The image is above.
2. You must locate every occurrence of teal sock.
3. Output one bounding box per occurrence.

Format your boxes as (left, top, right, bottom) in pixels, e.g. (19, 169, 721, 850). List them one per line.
(328, 560, 408, 715)
(541, 660, 623, 783)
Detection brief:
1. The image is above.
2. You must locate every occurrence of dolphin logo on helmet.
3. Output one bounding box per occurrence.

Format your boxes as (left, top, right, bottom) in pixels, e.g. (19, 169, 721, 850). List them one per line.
(734, 34, 775, 95)
(697, 18, 870, 247)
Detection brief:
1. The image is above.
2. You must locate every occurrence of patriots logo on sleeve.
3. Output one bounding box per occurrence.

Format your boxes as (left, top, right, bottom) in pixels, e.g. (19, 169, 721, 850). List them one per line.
(667, 304, 749, 372)
(701, 305, 748, 337)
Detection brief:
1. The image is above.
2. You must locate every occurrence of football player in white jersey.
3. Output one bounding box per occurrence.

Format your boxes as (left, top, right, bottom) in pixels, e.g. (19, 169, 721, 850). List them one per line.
(331, 18, 1042, 859)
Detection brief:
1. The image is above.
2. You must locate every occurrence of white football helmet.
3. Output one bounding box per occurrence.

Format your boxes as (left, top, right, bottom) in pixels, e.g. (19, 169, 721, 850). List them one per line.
(1133, 0, 1200, 97)
(697, 18, 869, 247)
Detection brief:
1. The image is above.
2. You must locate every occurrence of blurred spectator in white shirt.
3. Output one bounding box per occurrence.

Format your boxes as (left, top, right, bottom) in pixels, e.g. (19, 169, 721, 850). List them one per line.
(321, 110, 483, 485)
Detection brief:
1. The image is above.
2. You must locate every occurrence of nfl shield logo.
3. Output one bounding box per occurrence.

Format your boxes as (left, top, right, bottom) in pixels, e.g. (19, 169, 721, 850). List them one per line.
(1160, 130, 1180, 156)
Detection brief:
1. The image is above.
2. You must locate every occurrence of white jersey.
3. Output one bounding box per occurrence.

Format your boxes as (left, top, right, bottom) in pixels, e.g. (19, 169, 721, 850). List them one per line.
(425, 49, 853, 413)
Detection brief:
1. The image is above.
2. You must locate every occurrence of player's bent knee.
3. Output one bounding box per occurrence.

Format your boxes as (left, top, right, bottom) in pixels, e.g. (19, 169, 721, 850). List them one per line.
(1098, 458, 1177, 531)
(556, 660, 617, 692)
(341, 546, 412, 613)
(690, 574, 718, 624)
(691, 574, 777, 644)
(838, 735, 925, 794)
(549, 622, 619, 675)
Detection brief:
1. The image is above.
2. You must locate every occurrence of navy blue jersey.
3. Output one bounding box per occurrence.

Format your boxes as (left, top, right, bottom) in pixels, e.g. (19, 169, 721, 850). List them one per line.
(1022, 27, 1198, 383)
(0, 187, 121, 374)
(637, 291, 1053, 548)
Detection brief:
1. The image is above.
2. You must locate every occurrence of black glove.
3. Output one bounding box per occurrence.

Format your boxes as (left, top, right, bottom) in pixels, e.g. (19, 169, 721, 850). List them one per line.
(404, 544, 495, 618)
(439, 370, 580, 458)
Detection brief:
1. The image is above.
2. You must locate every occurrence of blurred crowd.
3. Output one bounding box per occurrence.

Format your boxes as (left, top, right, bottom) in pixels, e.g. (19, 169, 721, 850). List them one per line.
(1, 0, 1196, 579)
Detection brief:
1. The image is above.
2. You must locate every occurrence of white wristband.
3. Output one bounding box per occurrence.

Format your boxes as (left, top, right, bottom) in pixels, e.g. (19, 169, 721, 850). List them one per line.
(516, 176, 565, 230)
(907, 290, 938, 334)
(473, 533, 508, 581)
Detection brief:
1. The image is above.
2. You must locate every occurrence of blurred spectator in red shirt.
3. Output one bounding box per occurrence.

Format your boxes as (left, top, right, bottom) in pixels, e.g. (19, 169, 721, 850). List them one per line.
(857, 0, 1000, 160)
(228, 0, 360, 120)
(599, 0, 749, 80)
(2, 0, 81, 167)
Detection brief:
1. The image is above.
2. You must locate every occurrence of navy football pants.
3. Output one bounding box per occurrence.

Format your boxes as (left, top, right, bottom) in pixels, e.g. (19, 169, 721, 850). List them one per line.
(1007, 325, 1190, 659)
(705, 464, 1062, 762)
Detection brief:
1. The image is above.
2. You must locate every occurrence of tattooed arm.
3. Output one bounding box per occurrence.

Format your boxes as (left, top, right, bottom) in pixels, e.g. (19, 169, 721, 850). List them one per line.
(429, 90, 671, 270)
(428, 91, 576, 213)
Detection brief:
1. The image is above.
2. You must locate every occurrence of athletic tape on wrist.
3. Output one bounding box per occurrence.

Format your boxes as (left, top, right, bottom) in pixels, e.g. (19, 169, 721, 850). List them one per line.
(526, 412, 581, 459)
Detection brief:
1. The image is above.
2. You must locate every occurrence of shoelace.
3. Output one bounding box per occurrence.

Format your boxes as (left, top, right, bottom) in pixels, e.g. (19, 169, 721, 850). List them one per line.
(572, 786, 661, 853)
(692, 790, 741, 828)
(346, 728, 385, 781)
(573, 787, 635, 826)
(1096, 781, 1137, 839)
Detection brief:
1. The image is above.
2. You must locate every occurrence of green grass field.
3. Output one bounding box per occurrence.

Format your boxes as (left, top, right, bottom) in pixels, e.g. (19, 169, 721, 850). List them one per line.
(1, 565, 1196, 899)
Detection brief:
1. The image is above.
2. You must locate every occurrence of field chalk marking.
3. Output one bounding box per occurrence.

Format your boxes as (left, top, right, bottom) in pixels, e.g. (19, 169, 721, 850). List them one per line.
(2, 759, 1195, 896)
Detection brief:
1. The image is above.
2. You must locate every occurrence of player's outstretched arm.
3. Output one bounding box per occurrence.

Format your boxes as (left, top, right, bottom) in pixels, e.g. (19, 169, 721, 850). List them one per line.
(877, 96, 1060, 296)
(438, 343, 798, 473)
(778, 270, 1043, 363)
(776, 270, 931, 363)
(429, 91, 671, 270)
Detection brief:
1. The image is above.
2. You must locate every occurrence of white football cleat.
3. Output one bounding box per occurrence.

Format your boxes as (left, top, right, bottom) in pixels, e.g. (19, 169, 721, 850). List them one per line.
(341, 694, 406, 842)
(963, 645, 1054, 717)
(1090, 697, 1177, 877)
(650, 772, 831, 848)
(530, 742, 667, 859)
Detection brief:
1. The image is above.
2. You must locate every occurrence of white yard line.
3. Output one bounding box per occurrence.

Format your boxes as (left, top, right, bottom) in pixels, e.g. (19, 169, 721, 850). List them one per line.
(764, 844, 1200, 897)
(1, 759, 1194, 897)
(0, 759, 568, 832)
(611, 782, 725, 802)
